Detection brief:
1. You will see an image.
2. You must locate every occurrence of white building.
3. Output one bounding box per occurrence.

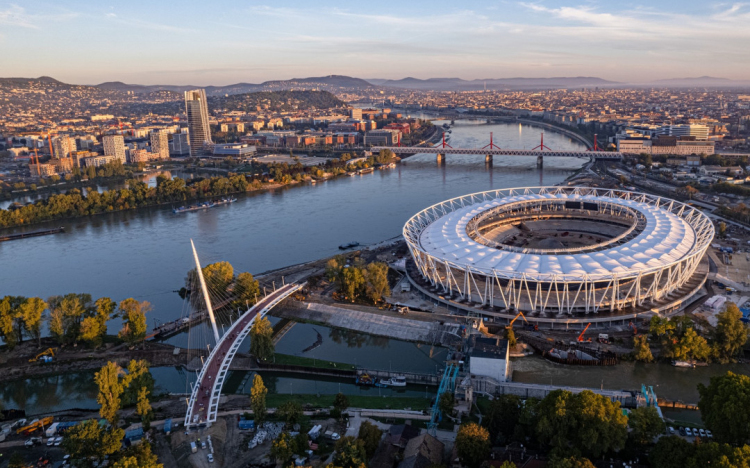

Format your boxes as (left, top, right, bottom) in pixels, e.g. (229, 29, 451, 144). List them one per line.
(617, 138, 715, 155)
(667, 124, 709, 141)
(184, 89, 213, 156)
(468, 337, 510, 383)
(364, 129, 401, 146)
(102, 135, 126, 163)
(171, 132, 190, 156)
(53, 136, 76, 159)
(150, 129, 170, 160)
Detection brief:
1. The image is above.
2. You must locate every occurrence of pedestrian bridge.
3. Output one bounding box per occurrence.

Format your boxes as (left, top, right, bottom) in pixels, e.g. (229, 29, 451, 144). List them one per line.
(184, 282, 302, 428)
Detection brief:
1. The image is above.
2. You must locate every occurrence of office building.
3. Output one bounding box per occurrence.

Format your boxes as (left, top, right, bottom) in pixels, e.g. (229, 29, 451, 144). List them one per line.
(184, 89, 213, 156)
(171, 132, 190, 156)
(53, 136, 76, 159)
(102, 135, 126, 163)
(350, 108, 362, 120)
(667, 124, 709, 141)
(364, 129, 401, 146)
(150, 129, 170, 160)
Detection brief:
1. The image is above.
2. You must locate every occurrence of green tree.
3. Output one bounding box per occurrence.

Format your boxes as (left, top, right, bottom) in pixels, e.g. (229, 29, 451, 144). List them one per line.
(712, 303, 749, 362)
(277, 400, 303, 426)
(483, 394, 521, 443)
(536, 390, 627, 458)
(18, 297, 46, 348)
(649, 436, 692, 468)
(121, 359, 154, 406)
(498, 462, 517, 468)
(81, 297, 116, 348)
(341, 266, 365, 302)
(114, 442, 163, 468)
(8, 452, 26, 468)
(364, 262, 390, 303)
(357, 421, 383, 458)
(136, 386, 153, 431)
(0, 296, 24, 349)
(62, 419, 124, 461)
(548, 457, 596, 468)
(719, 222, 727, 238)
(632, 334, 654, 363)
(333, 436, 367, 468)
(250, 316, 274, 361)
(47, 293, 94, 345)
(95, 361, 124, 424)
(438, 392, 455, 417)
(271, 432, 295, 463)
(118, 298, 150, 347)
(627, 406, 665, 445)
(333, 392, 349, 413)
(251, 374, 268, 424)
(202, 261, 234, 292)
(669, 327, 711, 362)
(232, 272, 260, 309)
(456, 423, 491, 468)
(325, 256, 345, 283)
(698, 371, 750, 445)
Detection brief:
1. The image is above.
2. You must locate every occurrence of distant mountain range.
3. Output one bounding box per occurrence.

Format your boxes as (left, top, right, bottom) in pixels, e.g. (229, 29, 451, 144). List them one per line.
(640, 76, 750, 87)
(367, 76, 619, 91)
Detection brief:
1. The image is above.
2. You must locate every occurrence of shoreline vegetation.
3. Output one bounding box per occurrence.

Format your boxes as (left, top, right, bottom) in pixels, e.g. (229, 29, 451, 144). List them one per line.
(0, 151, 397, 230)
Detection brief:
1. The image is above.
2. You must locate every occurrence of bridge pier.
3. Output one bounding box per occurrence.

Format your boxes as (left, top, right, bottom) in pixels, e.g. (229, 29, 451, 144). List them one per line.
(437, 153, 445, 164)
(485, 154, 493, 165)
(536, 155, 543, 168)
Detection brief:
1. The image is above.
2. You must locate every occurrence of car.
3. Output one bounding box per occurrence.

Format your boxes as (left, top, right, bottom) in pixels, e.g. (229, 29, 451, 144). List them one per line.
(201, 441, 207, 450)
(668, 426, 675, 434)
(685, 428, 692, 436)
(47, 437, 55, 446)
(679, 427, 686, 436)
(25, 439, 35, 447)
(331, 432, 340, 441)
(699, 429, 706, 437)
(55, 436, 63, 446)
(706, 430, 713, 438)
(207, 454, 214, 463)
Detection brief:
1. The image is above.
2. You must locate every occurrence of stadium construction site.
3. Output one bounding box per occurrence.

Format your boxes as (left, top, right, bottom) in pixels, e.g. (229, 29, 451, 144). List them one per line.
(403, 186, 714, 327)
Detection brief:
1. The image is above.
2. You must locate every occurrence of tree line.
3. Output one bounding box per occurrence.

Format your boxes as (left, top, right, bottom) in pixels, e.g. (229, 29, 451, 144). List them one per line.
(325, 256, 391, 304)
(0, 294, 151, 350)
(631, 304, 748, 364)
(0, 172, 249, 228)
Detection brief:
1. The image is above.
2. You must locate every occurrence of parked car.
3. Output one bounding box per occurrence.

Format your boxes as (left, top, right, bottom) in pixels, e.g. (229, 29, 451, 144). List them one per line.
(207, 454, 214, 463)
(699, 429, 706, 437)
(201, 441, 207, 450)
(55, 436, 63, 446)
(679, 427, 686, 436)
(685, 428, 692, 436)
(706, 430, 713, 438)
(47, 438, 55, 446)
(668, 426, 675, 434)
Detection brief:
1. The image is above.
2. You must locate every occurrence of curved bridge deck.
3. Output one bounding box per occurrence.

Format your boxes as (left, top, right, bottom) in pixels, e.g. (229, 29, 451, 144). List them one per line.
(185, 282, 301, 428)
(372, 146, 621, 160)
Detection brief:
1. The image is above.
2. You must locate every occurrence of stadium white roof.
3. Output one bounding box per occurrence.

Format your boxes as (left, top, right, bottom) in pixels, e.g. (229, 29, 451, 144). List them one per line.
(418, 192, 696, 280)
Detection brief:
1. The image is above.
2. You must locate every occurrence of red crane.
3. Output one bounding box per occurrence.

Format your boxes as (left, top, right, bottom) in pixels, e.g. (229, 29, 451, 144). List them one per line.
(577, 323, 592, 342)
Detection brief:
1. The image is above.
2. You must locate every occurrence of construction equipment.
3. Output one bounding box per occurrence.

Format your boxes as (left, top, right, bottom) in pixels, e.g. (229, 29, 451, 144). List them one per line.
(29, 348, 56, 363)
(577, 323, 592, 342)
(629, 321, 638, 335)
(506, 311, 537, 331)
(16, 417, 53, 435)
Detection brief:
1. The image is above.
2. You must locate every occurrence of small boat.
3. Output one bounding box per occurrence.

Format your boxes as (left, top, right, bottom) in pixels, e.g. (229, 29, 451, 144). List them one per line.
(381, 375, 406, 387)
(339, 242, 360, 250)
(358, 167, 374, 174)
(355, 374, 375, 386)
(348, 172, 357, 176)
(173, 201, 215, 214)
(672, 360, 695, 368)
(213, 197, 237, 207)
(375, 380, 389, 388)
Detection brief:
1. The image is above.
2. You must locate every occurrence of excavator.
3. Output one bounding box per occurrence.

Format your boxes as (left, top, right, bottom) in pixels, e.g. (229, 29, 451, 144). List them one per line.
(628, 321, 638, 335)
(506, 311, 538, 332)
(576, 323, 593, 343)
(29, 348, 56, 363)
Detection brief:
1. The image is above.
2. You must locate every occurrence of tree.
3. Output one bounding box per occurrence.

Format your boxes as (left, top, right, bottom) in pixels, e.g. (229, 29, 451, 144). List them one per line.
(698, 371, 750, 445)
(202, 261, 234, 292)
(498, 463, 517, 468)
(277, 400, 303, 426)
(341, 266, 365, 302)
(719, 222, 727, 238)
(8, 452, 26, 468)
(649, 436, 692, 468)
(62, 419, 124, 461)
(47, 293, 94, 345)
(483, 394, 522, 443)
(18, 297, 46, 348)
(0, 296, 25, 349)
(712, 303, 748, 362)
(118, 298, 149, 347)
(548, 457, 596, 468)
(325, 256, 345, 283)
(333, 436, 367, 468)
(113, 443, 163, 468)
(250, 316, 274, 361)
(271, 432, 295, 463)
(81, 297, 116, 348)
(669, 327, 711, 362)
(632, 334, 654, 363)
(250, 374, 268, 424)
(333, 392, 349, 413)
(95, 361, 124, 424)
(455, 423, 491, 468)
(438, 392, 455, 417)
(364, 262, 390, 303)
(232, 272, 260, 309)
(358, 421, 383, 458)
(122, 359, 154, 406)
(536, 390, 627, 458)
(627, 406, 665, 445)
(136, 386, 153, 431)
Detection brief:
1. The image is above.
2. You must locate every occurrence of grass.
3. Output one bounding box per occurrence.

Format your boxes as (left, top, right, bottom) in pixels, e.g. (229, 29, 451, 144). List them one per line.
(267, 393, 432, 411)
(268, 353, 356, 371)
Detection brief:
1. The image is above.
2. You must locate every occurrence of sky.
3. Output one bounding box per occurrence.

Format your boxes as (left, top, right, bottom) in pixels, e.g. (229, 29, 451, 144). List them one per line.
(1, 0, 749, 85)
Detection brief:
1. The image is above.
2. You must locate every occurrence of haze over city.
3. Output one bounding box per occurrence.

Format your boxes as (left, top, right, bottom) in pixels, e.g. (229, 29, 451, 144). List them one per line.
(3, 0, 750, 84)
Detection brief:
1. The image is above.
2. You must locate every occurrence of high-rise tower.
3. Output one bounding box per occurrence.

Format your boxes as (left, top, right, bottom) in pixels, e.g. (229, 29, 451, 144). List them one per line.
(184, 89, 213, 156)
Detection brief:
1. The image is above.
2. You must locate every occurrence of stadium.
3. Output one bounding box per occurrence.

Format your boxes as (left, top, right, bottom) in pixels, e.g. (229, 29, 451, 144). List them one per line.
(403, 187, 714, 323)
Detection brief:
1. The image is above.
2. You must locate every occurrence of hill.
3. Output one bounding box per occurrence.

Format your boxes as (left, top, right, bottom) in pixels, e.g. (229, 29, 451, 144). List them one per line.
(212, 90, 345, 113)
(644, 76, 750, 87)
(372, 76, 618, 91)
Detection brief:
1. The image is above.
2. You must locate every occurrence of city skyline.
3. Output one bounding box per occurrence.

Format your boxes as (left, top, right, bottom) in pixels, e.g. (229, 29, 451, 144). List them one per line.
(2, 0, 750, 85)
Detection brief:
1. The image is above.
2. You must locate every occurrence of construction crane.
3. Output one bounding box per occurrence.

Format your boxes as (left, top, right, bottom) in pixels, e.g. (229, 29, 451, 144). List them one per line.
(577, 323, 592, 342)
(16, 417, 53, 435)
(629, 321, 638, 335)
(29, 348, 56, 363)
(506, 311, 538, 331)
(32, 147, 41, 176)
